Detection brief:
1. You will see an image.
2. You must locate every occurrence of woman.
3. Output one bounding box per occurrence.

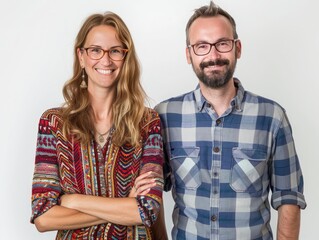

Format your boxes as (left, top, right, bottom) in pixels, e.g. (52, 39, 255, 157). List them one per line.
(31, 11, 167, 239)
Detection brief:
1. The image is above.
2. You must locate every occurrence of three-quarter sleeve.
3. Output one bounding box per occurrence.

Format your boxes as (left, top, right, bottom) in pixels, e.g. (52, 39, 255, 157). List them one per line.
(30, 113, 61, 223)
(155, 103, 172, 192)
(135, 111, 164, 227)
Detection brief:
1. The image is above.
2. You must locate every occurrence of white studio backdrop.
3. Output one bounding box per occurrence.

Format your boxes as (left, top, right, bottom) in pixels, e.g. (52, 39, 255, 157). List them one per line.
(0, 0, 317, 239)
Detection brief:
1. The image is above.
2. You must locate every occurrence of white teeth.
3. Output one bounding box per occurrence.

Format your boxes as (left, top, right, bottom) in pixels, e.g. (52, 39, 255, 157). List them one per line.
(96, 69, 112, 74)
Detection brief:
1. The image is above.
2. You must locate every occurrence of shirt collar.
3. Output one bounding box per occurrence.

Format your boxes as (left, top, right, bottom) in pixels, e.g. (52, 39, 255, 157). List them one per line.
(233, 78, 244, 112)
(194, 85, 205, 112)
(194, 78, 245, 113)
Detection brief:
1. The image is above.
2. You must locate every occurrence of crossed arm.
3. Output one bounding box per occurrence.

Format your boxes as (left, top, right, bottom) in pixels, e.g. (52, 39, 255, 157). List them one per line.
(34, 172, 157, 232)
(34, 205, 105, 232)
(32, 112, 167, 236)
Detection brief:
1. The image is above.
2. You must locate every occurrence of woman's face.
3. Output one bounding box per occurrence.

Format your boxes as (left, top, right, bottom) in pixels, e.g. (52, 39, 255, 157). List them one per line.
(78, 25, 125, 91)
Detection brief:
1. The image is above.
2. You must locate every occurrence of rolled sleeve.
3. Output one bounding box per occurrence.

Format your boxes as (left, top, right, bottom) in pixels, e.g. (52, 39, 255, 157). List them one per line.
(272, 191, 306, 210)
(155, 104, 172, 192)
(271, 112, 306, 210)
(136, 158, 163, 226)
(31, 193, 59, 223)
(136, 112, 164, 226)
(136, 195, 161, 227)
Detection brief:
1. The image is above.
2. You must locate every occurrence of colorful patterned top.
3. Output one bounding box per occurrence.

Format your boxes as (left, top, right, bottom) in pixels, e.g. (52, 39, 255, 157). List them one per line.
(31, 108, 164, 240)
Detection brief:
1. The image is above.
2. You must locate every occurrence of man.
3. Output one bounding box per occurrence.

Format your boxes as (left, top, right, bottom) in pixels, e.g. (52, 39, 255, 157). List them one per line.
(155, 1, 306, 239)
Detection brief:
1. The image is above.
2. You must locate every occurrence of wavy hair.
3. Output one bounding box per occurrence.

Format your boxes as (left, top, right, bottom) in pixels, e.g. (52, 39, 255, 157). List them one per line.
(62, 12, 149, 147)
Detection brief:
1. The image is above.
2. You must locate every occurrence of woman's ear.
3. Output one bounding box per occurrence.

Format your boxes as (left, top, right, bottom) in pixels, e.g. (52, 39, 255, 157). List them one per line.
(77, 48, 84, 67)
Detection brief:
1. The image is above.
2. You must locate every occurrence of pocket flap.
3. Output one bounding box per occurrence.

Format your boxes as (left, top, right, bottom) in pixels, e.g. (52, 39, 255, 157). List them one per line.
(232, 148, 267, 161)
(171, 147, 200, 159)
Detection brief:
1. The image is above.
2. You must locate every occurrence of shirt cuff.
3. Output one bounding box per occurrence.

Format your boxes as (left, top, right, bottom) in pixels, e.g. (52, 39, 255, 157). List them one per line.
(30, 197, 58, 223)
(271, 190, 307, 210)
(136, 195, 160, 227)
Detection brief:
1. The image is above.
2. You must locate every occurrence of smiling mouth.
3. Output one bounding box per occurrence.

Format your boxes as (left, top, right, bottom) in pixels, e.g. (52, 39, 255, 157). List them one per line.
(205, 65, 223, 69)
(203, 65, 224, 73)
(96, 68, 114, 75)
(200, 59, 229, 70)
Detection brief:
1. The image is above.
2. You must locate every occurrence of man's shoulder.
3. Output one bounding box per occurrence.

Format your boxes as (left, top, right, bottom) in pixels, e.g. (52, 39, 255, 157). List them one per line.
(245, 90, 285, 109)
(155, 90, 196, 114)
(243, 90, 287, 121)
(159, 90, 195, 104)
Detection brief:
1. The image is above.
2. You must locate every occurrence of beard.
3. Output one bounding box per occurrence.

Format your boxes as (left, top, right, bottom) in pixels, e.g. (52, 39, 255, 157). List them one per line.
(192, 58, 236, 89)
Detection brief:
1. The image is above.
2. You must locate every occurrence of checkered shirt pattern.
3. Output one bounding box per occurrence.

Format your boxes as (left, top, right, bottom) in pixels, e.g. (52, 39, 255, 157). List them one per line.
(155, 79, 306, 240)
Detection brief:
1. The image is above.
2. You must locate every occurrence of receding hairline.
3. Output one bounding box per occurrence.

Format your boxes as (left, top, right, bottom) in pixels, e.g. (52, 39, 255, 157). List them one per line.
(188, 15, 235, 36)
(185, 1, 238, 45)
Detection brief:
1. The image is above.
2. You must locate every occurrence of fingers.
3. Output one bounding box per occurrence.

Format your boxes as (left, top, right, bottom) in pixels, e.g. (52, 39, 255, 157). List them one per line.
(135, 177, 155, 190)
(129, 182, 153, 197)
(130, 171, 163, 197)
(135, 181, 157, 194)
(138, 188, 151, 196)
(134, 171, 158, 187)
(135, 171, 154, 181)
(129, 171, 158, 197)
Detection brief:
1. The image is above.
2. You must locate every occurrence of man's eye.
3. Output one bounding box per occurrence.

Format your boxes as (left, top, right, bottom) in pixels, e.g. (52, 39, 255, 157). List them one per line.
(217, 41, 229, 47)
(196, 44, 209, 50)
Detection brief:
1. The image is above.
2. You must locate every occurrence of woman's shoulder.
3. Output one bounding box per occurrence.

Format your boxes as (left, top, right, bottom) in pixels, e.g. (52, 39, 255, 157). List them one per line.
(144, 107, 160, 122)
(40, 107, 63, 120)
(139, 107, 160, 130)
(39, 108, 65, 131)
(145, 107, 159, 118)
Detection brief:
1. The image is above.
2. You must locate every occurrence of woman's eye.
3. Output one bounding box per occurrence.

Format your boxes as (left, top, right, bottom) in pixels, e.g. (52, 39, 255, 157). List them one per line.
(110, 48, 121, 54)
(91, 48, 102, 53)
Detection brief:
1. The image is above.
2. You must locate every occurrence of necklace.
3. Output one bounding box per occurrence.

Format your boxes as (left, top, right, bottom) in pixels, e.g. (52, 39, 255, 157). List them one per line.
(96, 128, 111, 144)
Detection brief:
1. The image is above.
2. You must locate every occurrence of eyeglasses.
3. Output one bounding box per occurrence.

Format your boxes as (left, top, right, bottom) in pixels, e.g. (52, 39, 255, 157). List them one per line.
(188, 39, 238, 56)
(81, 46, 128, 61)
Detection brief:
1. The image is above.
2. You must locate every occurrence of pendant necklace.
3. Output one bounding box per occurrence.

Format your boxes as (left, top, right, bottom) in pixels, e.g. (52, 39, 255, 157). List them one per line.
(96, 128, 111, 144)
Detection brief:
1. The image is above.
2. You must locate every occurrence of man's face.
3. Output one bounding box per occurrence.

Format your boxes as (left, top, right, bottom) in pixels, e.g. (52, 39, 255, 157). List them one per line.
(186, 16, 241, 89)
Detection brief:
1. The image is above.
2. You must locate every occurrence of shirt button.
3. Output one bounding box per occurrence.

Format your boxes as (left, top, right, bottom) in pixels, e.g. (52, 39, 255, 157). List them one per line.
(216, 119, 222, 125)
(211, 215, 217, 221)
(213, 147, 220, 153)
(213, 172, 218, 177)
(213, 190, 218, 194)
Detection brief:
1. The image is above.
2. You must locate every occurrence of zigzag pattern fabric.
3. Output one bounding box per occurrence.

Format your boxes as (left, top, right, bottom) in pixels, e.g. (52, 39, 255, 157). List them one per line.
(31, 108, 164, 239)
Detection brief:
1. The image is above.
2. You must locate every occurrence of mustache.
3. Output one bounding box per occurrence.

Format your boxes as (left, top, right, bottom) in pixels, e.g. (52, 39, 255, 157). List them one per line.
(200, 59, 229, 69)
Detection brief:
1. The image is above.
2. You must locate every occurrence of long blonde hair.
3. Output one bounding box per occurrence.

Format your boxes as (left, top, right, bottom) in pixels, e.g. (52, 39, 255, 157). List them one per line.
(62, 12, 149, 147)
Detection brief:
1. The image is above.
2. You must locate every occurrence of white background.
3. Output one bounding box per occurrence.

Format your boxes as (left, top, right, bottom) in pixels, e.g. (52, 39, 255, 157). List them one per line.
(0, 0, 317, 239)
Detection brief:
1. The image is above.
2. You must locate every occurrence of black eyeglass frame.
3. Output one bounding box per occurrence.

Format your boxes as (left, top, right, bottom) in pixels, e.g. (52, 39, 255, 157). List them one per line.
(188, 39, 239, 56)
(81, 47, 129, 61)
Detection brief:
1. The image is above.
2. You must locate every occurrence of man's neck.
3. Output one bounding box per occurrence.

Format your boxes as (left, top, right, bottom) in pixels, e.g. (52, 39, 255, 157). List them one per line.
(199, 79, 237, 116)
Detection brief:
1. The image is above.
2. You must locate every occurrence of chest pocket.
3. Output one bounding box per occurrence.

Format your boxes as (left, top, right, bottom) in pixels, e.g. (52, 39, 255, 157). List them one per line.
(230, 148, 267, 193)
(170, 147, 201, 189)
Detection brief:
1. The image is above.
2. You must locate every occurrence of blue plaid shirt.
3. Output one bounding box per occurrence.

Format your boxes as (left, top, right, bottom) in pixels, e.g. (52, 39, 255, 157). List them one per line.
(155, 79, 306, 240)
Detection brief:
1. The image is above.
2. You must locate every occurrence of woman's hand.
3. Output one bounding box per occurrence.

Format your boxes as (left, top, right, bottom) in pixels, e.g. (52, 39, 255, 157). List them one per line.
(129, 171, 157, 197)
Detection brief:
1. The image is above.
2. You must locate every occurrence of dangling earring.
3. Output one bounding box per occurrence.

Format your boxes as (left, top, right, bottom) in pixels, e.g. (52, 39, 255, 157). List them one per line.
(80, 68, 87, 89)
